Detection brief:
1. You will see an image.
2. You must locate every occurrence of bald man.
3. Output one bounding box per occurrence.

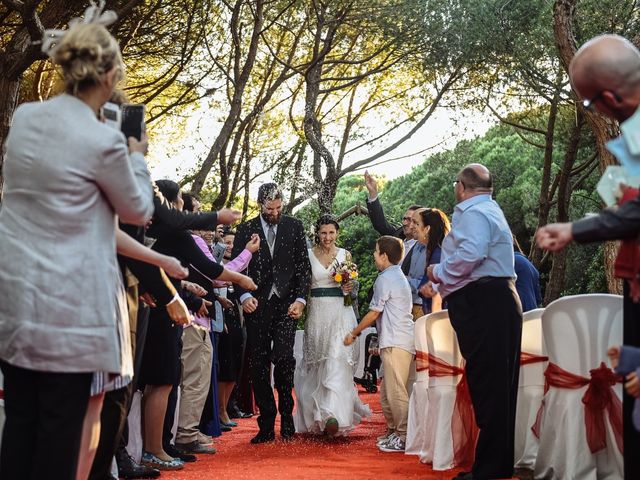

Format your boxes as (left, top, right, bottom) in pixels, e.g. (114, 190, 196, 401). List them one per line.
(428, 164, 522, 480)
(537, 34, 640, 478)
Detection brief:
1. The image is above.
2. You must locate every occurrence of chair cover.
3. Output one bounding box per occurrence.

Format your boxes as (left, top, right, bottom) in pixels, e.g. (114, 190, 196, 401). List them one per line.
(514, 308, 547, 469)
(420, 310, 467, 470)
(533, 294, 623, 480)
(406, 315, 429, 457)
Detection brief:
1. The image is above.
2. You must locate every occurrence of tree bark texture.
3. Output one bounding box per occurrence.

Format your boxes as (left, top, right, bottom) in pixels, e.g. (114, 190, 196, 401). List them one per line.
(544, 111, 582, 304)
(553, 0, 621, 294)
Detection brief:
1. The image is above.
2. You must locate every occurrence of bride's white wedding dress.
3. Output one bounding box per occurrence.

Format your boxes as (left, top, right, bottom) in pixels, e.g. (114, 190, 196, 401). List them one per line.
(294, 248, 371, 435)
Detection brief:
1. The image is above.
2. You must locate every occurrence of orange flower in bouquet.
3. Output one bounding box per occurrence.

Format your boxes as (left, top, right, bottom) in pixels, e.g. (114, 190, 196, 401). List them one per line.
(330, 259, 358, 306)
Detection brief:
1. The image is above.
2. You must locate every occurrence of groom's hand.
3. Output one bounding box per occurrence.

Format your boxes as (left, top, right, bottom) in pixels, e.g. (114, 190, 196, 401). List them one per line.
(242, 297, 258, 313)
(288, 301, 305, 319)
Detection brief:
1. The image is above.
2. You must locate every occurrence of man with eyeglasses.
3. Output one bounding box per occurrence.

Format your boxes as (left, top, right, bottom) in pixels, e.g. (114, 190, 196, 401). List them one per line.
(364, 170, 425, 319)
(427, 164, 522, 480)
(536, 34, 640, 478)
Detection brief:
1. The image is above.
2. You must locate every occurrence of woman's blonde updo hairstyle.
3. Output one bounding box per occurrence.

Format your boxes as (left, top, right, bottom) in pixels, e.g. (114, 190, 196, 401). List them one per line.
(53, 23, 123, 94)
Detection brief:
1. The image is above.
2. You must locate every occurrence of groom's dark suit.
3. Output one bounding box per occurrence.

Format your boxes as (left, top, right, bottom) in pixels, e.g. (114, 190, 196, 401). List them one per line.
(232, 214, 311, 438)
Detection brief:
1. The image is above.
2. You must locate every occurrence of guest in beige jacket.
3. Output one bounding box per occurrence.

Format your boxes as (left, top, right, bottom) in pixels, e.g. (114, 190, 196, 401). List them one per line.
(0, 22, 154, 480)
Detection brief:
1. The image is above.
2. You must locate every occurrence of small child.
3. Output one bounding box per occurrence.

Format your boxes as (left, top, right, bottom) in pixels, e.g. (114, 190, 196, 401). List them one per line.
(344, 236, 415, 452)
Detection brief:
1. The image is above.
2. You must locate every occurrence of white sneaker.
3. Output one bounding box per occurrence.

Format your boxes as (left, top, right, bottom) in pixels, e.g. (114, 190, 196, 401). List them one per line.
(378, 435, 405, 453)
(377, 432, 396, 446)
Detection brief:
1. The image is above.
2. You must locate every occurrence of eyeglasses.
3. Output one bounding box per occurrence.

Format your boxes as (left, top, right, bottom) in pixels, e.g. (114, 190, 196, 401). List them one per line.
(582, 90, 622, 110)
(453, 179, 464, 188)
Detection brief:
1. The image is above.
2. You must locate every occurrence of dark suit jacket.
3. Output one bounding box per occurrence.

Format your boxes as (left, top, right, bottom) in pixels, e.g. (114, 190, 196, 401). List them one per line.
(366, 196, 414, 275)
(146, 186, 218, 239)
(118, 223, 176, 306)
(232, 215, 311, 303)
(367, 197, 405, 238)
(573, 196, 640, 243)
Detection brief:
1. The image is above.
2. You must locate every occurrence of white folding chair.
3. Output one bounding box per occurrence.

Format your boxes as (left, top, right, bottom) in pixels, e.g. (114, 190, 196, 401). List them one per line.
(534, 294, 623, 480)
(420, 310, 465, 470)
(514, 307, 546, 469)
(406, 315, 429, 457)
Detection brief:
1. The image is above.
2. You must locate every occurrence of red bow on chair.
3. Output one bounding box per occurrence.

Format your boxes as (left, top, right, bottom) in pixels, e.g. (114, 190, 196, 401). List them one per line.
(532, 362, 623, 454)
(520, 351, 548, 366)
(427, 352, 479, 468)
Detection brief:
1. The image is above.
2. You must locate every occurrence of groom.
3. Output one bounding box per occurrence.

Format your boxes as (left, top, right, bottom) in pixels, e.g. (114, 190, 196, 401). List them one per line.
(232, 183, 311, 443)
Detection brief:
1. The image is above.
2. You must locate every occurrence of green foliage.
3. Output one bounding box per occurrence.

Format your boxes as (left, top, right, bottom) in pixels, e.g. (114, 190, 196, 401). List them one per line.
(296, 113, 607, 311)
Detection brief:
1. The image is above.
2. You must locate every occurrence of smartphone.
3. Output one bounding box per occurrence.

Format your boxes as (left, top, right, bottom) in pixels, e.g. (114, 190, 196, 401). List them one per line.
(121, 104, 145, 141)
(211, 242, 226, 264)
(100, 101, 121, 130)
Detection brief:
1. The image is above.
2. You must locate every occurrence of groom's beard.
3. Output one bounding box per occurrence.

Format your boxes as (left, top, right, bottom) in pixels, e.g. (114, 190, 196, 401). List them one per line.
(261, 212, 281, 225)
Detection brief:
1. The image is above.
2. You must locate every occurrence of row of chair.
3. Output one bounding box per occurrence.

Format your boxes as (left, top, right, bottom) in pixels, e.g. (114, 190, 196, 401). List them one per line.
(405, 294, 624, 479)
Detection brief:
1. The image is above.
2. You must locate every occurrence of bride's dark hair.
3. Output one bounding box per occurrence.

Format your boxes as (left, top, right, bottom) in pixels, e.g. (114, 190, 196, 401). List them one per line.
(314, 214, 340, 245)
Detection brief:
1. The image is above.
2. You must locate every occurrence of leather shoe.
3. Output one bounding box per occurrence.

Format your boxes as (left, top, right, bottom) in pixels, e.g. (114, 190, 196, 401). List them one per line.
(250, 430, 275, 444)
(229, 405, 253, 419)
(116, 449, 161, 479)
(281, 414, 295, 438)
(165, 444, 197, 463)
(175, 440, 216, 454)
(452, 473, 473, 480)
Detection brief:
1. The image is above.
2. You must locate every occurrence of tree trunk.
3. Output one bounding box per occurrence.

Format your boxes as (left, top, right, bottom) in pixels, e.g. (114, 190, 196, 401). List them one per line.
(190, 0, 264, 195)
(553, 0, 620, 294)
(530, 80, 560, 268)
(544, 111, 583, 304)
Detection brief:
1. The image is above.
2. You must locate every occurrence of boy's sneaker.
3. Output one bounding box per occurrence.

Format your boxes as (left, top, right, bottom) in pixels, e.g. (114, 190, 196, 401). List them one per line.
(376, 432, 396, 446)
(378, 434, 405, 453)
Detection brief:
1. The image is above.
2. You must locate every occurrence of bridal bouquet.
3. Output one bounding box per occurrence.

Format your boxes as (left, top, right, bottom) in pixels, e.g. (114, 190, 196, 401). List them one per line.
(330, 259, 358, 306)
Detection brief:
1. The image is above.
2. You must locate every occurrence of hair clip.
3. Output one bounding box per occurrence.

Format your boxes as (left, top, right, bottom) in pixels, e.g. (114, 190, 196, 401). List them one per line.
(40, 0, 118, 57)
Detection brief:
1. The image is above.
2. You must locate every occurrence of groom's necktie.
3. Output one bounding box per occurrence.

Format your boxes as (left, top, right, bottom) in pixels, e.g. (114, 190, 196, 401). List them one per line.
(267, 224, 279, 297)
(267, 225, 276, 251)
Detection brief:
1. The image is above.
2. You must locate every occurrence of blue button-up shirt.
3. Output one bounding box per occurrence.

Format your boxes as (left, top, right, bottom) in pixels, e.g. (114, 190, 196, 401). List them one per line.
(432, 194, 515, 298)
(407, 242, 427, 304)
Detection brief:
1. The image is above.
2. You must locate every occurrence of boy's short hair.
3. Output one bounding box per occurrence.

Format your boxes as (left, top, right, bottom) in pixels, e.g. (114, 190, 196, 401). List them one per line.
(377, 235, 404, 265)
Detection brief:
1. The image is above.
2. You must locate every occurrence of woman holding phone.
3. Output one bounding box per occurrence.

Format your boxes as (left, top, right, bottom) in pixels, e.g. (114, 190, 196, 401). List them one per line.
(0, 15, 157, 480)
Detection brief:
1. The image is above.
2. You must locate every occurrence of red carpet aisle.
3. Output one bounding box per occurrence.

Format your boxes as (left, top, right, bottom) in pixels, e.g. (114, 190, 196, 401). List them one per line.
(159, 391, 465, 480)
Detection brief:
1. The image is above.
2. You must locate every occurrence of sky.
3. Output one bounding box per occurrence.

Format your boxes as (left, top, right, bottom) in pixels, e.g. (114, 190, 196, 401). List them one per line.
(146, 103, 496, 192)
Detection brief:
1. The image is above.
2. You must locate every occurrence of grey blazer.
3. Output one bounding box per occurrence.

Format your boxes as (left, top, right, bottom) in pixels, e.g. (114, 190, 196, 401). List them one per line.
(0, 94, 154, 374)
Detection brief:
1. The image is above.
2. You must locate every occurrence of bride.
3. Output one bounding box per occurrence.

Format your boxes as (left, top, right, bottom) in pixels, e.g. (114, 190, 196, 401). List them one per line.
(294, 214, 371, 436)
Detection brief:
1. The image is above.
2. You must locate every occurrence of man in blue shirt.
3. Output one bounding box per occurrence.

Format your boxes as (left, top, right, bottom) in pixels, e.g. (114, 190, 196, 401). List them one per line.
(428, 164, 522, 480)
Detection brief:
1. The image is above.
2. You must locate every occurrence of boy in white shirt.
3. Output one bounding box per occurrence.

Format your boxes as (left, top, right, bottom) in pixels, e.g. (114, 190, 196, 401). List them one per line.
(344, 236, 415, 452)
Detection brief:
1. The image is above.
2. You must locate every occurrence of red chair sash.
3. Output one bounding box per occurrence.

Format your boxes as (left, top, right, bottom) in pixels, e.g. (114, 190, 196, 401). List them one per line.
(428, 353, 478, 468)
(416, 350, 429, 372)
(531, 362, 623, 454)
(520, 351, 548, 366)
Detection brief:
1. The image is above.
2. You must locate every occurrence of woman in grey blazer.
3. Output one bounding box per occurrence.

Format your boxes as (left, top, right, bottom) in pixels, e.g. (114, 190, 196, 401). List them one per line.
(0, 22, 155, 480)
